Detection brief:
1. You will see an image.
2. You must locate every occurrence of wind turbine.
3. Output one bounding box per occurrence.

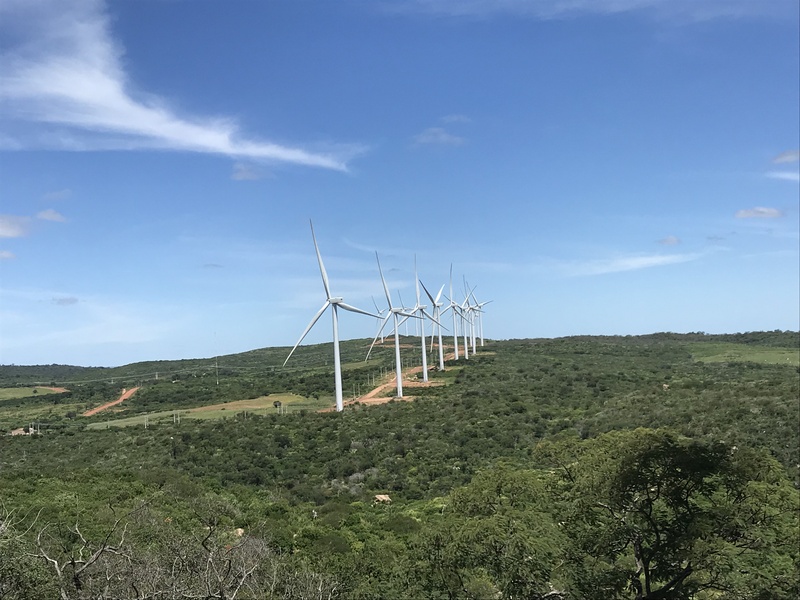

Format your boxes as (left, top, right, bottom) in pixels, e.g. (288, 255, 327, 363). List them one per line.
(442, 265, 464, 360)
(283, 221, 377, 412)
(367, 253, 419, 398)
(462, 280, 478, 355)
(402, 256, 442, 383)
(469, 289, 492, 347)
(420, 279, 446, 371)
(371, 296, 387, 344)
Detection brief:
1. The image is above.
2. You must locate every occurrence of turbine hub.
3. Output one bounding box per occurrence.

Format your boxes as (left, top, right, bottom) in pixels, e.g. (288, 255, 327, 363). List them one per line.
(330, 297, 344, 304)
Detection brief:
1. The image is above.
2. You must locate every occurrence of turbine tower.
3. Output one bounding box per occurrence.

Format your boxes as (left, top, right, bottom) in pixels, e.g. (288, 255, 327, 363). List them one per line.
(367, 253, 418, 398)
(420, 279, 446, 371)
(283, 221, 377, 412)
(403, 256, 442, 383)
(442, 265, 464, 360)
(469, 289, 492, 347)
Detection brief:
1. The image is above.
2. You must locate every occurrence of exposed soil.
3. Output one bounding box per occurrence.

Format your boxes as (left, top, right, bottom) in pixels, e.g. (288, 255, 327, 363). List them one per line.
(35, 386, 68, 393)
(318, 350, 458, 412)
(82, 387, 140, 417)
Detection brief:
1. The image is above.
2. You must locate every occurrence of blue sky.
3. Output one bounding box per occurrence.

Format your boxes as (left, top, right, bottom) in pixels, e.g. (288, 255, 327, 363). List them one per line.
(1, 0, 798, 367)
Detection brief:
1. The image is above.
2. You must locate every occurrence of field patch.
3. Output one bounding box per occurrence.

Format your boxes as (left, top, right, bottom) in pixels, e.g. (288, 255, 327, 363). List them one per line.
(0, 387, 68, 401)
(689, 343, 799, 366)
(86, 393, 327, 429)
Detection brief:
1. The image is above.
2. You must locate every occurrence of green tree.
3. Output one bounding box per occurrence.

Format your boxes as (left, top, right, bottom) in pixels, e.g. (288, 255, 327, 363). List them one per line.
(537, 429, 799, 599)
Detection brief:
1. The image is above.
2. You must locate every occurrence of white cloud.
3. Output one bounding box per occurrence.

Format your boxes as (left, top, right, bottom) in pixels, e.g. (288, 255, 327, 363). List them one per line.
(0, 0, 357, 171)
(658, 235, 680, 245)
(765, 171, 800, 182)
(735, 207, 784, 219)
(231, 163, 263, 181)
(773, 150, 800, 163)
(36, 208, 67, 222)
(0, 215, 29, 238)
(42, 188, 72, 201)
(0, 250, 16, 260)
(391, 0, 796, 21)
(563, 252, 702, 276)
(413, 127, 465, 146)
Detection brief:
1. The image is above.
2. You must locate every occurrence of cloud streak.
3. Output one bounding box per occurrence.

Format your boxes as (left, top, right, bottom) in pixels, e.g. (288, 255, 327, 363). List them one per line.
(765, 171, 800, 182)
(36, 209, 67, 222)
(562, 252, 703, 276)
(0, 0, 356, 170)
(389, 0, 796, 21)
(413, 127, 465, 146)
(735, 207, 783, 219)
(0, 216, 29, 238)
(773, 149, 800, 163)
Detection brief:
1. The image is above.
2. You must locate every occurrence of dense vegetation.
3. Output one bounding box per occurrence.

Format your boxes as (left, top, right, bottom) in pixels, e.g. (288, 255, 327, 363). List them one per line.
(1, 332, 798, 599)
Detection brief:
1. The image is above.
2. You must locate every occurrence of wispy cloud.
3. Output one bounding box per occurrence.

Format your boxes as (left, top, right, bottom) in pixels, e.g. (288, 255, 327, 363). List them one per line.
(735, 207, 784, 219)
(0, 216, 30, 238)
(413, 127, 465, 146)
(42, 188, 72, 201)
(52, 296, 79, 306)
(658, 235, 680, 245)
(36, 208, 67, 222)
(0, 0, 358, 170)
(562, 252, 702, 276)
(389, 0, 795, 21)
(0, 250, 16, 260)
(773, 149, 800, 163)
(231, 163, 265, 181)
(765, 171, 800, 182)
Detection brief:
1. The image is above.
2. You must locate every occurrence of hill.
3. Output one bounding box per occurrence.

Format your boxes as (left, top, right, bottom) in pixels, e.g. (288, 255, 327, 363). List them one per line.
(0, 331, 797, 599)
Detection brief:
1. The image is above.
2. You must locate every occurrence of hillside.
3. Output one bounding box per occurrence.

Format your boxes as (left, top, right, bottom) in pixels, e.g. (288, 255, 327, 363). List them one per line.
(0, 331, 797, 599)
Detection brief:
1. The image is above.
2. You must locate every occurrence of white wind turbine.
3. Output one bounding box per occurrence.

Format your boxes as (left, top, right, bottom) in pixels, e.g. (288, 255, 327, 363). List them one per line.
(401, 257, 442, 383)
(469, 289, 492, 347)
(442, 265, 465, 360)
(283, 221, 377, 412)
(462, 280, 479, 355)
(419, 279, 446, 371)
(366, 253, 419, 398)
(371, 296, 387, 344)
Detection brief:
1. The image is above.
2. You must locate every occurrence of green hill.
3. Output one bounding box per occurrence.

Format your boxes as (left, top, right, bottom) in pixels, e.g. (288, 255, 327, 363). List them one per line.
(0, 331, 797, 599)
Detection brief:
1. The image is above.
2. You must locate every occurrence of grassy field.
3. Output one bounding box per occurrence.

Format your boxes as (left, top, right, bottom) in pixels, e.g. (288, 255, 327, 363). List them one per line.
(689, 343, 800, 366)
(0, 387, 67, 401)
(86, 393, 329, 429)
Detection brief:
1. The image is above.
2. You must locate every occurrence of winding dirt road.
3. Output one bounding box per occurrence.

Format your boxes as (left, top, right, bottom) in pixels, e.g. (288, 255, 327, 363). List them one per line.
(82, 387, 140, 417)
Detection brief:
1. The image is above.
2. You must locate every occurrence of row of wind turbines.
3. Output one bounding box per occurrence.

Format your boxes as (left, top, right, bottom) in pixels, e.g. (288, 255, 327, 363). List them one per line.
(283, 221, 491, 412)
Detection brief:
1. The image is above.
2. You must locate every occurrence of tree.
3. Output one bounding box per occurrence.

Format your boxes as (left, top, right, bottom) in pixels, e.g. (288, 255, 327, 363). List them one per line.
(415, 466, 567, 599)
(536, 429, 800, 599)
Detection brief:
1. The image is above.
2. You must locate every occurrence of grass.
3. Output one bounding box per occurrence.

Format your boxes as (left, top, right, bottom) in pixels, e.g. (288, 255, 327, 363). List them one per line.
(0, 387, 67, 401)
(688, 343, 800, 366)
(86, 393, 330, 429)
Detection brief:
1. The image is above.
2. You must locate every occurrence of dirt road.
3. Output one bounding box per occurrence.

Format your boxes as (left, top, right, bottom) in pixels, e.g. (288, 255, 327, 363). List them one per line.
(82, 387, 140, 417)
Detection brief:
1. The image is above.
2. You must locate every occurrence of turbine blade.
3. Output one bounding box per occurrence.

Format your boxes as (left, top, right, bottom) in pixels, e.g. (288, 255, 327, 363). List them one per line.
(338, 302, 379, 318)
(414, 255, 421, 305)
(376, 252, 393, 308)
(310, 220, 331, 300)
(434, 284, 445, 304)
(397, 310, 421, 319)
(283, 301, 330, 366)
(422, 309, 443, 328)
(419, 279, 436, 305)
(366, 314, 392, 360)
(449, 264, 453, 299)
